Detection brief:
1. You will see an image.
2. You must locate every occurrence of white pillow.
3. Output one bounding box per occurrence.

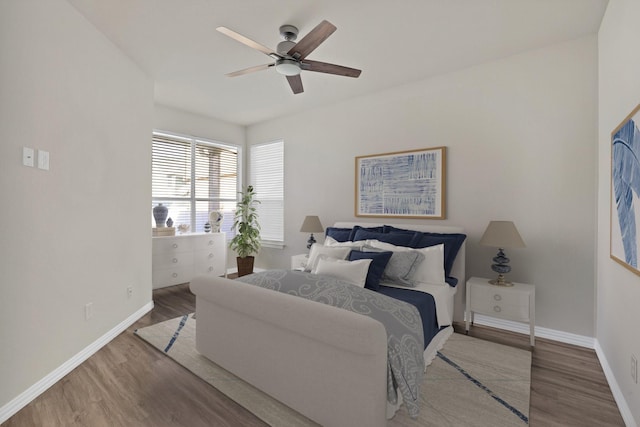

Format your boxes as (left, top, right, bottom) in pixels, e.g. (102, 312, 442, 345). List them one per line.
(324, 236, 363, 249)
(366, 239, 409, 252)
(367, 240, 446, 286)
(312, 257, 372, 287)
(305, 244, 352, 272)
(410, 244, 446, 286)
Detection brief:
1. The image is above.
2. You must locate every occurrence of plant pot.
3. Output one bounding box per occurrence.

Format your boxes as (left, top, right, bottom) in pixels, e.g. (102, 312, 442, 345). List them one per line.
(236, 256, 255, 277)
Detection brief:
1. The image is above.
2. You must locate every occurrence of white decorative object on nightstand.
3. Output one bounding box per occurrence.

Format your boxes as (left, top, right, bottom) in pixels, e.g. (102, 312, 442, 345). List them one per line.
(465, 276, 536, 346)
(291, 254, 308, 271)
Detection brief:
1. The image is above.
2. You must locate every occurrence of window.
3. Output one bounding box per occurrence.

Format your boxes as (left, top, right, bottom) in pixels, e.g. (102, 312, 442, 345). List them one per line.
(250, 140, 284, 246)
(152, 131, 240, 236)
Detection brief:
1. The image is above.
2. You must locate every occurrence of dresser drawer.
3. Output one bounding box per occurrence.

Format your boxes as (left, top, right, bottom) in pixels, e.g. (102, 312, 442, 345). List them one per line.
(193, 250, 220, 265)
(152, 237, 194, 254)
(152, 252, 194, 267)
(191, 233, 225, 250)
(152, 266, 193, 288)
(193, 261, 226, 277)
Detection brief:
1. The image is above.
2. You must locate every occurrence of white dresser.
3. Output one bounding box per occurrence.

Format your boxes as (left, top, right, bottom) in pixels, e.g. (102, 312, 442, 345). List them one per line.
(152, 232, 226, 289)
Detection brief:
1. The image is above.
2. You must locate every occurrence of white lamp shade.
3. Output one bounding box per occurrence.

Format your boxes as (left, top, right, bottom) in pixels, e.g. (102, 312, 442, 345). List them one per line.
(479, 221, 525, 249)
(300, 215, 324, 233)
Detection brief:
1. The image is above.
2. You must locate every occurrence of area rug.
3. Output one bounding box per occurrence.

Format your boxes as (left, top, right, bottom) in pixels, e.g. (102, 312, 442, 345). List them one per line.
(135, 314, 531, 426)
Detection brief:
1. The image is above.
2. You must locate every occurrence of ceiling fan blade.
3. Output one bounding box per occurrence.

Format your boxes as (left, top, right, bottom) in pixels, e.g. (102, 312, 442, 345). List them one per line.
(286, 75, 304, 94)
(217, 26, 281, 59)
(225, 63, 274, 77)
(287, 20, 336, 60)
(301, 59, 361, 78)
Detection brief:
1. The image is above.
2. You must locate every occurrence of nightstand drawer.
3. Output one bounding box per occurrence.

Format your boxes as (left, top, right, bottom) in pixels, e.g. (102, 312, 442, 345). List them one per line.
(470, 298, 530, 321)
(470, 286, 531, 321)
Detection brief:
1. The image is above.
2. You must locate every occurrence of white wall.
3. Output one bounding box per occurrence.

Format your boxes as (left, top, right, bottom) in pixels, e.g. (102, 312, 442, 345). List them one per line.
(248, 36, 598, 336)
(598, 0, 640, 424)
(155, 104, 245, 148)
(0, 0, 153, 412)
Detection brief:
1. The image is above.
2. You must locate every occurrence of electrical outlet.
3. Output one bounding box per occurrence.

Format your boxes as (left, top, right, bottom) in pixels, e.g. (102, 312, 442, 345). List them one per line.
(127, 286, 133, 298)
(85, 302, 93, 320)
(22, 147, 34, 167)
(632, 354, 638, 384)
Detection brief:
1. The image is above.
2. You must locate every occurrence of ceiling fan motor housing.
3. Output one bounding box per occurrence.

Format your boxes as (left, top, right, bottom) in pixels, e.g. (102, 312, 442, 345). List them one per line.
(277, 25, 298, 55)
(277, 40, 296, 54)
(279, 25, 298, 41)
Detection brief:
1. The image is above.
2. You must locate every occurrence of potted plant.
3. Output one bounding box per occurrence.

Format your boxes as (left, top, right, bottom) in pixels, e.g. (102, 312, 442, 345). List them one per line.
(229, 185, 261, 277)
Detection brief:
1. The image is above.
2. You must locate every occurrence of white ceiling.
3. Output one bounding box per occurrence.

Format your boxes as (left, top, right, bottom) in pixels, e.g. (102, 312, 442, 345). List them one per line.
(67, 0, 607, 126)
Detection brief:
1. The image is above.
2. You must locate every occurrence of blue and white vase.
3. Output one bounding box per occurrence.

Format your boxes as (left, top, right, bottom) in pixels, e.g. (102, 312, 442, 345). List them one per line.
(153, 203, 168, 228)
(204, 222, 211, 233)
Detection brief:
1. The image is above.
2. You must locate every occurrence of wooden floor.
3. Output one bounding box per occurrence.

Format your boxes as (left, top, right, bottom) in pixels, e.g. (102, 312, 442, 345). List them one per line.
(4, 283, 625, 427)
(451, 324, 625, 427)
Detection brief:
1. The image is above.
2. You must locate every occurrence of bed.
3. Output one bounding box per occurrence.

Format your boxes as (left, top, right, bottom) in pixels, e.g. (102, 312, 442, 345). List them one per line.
(190, 222, 466, 427)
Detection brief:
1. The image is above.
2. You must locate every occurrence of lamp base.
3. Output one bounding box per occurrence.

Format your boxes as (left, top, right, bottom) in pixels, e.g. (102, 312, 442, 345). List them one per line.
(306, 233, 316, 249)
(488, 275, 514, 287)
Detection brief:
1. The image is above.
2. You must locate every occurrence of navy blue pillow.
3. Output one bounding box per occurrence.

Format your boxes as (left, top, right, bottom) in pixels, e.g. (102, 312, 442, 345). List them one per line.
(348, 225, 384, 241)
(409, 232, 467, 278)
(348, 250, 392, 291)
(325, 227, 353, 242)
(352, 229, 416, 247)
(382, 225, 417, 235)
(445, 276, 459, 287)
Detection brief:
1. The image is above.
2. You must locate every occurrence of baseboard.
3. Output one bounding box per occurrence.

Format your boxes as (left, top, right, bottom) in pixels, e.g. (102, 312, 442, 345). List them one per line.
(0, 301, 154, 424)
(594, 341, 638, 427)
(471, 314, 596, 348)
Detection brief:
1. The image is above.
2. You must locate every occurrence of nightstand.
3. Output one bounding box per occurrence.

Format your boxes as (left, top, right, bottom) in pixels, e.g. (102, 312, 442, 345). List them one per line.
(291, 254, 308, 271)
(465, 276, 536, 346)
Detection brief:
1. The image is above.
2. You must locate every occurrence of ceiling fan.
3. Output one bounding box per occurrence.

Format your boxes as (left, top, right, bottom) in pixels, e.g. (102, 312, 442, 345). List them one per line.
(216, 20, 361, 94)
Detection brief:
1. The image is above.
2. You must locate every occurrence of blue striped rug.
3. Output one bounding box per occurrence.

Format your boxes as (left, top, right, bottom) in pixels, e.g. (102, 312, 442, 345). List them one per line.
(135, 315, 531, 427)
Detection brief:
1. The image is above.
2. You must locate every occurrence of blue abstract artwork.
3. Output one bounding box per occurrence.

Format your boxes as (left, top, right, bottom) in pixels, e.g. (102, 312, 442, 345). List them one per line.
(356, 147, 445, 219)
(611, 104, 640, 274)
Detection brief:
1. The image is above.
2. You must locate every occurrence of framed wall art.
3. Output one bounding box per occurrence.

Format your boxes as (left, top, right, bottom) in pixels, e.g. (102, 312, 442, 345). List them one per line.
(355, 147, 446, 219)
(611, 103, 640, 275)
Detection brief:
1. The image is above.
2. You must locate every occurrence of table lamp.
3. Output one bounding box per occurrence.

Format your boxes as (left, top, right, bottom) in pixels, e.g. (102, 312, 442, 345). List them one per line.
(300, 215, 324, 249)
(479, 220, 525, 286)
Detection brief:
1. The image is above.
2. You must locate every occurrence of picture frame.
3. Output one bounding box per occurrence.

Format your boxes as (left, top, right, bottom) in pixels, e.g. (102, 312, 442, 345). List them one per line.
(610, 103, 640, 276)
(355, 147, 446, 219)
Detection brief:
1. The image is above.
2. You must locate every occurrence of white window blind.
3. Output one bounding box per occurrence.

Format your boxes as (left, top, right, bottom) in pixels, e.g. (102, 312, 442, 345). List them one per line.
(250, 140, 284, 246)
(152, 131, 239, 236)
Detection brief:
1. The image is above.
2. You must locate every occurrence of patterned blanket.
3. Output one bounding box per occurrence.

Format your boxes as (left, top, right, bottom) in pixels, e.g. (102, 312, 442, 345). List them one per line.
(237, 269, 425, 417)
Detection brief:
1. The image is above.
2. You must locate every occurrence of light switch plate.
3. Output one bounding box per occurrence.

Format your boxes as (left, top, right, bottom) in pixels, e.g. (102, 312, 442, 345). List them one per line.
(37, 150, 50, 170)
(23, 147, 34, 167)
